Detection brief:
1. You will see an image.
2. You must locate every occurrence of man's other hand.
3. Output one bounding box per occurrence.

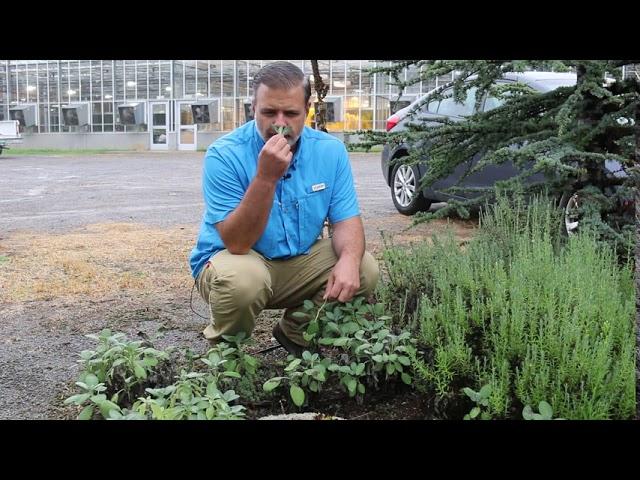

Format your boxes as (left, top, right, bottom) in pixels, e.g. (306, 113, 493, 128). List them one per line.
(323, 256, 360, 303)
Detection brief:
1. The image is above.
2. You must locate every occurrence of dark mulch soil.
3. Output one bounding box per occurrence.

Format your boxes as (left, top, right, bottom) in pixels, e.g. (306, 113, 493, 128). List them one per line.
(234, 347, 432, 420)
(244, 383, 429, 420)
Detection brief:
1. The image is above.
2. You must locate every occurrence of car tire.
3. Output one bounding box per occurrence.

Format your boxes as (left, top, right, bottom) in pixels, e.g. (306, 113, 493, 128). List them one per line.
(559, 190, 581, 236)
(390, 162, 431, 215)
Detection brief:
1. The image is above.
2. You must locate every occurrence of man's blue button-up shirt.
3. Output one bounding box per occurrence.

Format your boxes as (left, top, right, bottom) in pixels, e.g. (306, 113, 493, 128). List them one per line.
(189, 121, 360, 278)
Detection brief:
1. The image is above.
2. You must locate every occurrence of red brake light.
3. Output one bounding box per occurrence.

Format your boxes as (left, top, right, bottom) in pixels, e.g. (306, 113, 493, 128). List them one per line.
(386, 114, 399, 132)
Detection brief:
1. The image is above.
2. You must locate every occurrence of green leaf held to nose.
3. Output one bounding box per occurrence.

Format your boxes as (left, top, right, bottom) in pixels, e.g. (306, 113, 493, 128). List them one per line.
(272, 124, 291, 136)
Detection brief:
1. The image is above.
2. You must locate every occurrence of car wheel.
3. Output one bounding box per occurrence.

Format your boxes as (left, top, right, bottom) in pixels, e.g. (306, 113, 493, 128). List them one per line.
(559, 191, 580, 236)
(391, 162, 431, 215)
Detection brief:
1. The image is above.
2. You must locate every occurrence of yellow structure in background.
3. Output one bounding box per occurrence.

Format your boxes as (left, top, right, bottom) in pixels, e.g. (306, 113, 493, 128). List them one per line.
(305, 99, 372, 132)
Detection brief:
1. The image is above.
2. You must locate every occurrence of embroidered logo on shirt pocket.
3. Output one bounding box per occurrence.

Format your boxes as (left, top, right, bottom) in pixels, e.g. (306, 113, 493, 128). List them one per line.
(308, 182, 329, 194)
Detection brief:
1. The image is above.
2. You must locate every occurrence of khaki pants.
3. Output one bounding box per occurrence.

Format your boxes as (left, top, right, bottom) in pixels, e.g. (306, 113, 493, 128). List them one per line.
(195, 238, 379, 346)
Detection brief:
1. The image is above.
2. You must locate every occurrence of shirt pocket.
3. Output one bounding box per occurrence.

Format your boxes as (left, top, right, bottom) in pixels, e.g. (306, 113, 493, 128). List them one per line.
(297, 182, 331, 253)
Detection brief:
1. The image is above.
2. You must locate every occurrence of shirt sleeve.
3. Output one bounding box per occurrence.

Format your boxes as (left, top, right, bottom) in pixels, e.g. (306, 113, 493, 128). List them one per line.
(327, 145, 360, 224)
(202, 146, 246, 225)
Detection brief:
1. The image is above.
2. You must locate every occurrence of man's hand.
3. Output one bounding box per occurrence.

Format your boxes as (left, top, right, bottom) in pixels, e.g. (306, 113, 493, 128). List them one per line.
(256, 134, 292, 183)
(323, 255, 360, 303)
(324, 216, 365, 303)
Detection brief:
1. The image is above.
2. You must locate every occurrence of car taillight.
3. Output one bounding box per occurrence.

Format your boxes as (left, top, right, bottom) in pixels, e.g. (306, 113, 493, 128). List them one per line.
(386, 114, 399, 132)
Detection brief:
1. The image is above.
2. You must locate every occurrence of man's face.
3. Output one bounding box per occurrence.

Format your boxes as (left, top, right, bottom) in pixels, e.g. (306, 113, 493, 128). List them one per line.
(253, 83, 310, 148)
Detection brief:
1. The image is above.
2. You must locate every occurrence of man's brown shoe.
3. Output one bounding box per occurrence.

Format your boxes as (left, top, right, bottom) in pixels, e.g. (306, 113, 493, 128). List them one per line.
(272, 323, 311, 358)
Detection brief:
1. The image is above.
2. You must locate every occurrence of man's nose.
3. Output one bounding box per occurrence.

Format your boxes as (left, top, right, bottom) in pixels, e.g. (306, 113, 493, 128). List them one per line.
(275, 112, 287, 124)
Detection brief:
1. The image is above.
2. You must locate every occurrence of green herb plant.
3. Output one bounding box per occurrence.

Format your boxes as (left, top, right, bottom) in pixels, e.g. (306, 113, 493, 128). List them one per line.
(272, 124, 291, 136)
(462, 384, 493, 420)
(263, 350, 331, 407)
(64, 329, 171, 418)
(127, 369, 245, 420)
(522, 401, 565, 420)
(65, 329, 247, 420)
(64, 372, 123, 420)
(264, 297, 415, 407)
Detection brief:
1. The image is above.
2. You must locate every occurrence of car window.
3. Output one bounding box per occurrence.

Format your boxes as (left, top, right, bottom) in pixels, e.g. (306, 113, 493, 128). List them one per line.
(390, 100, 412, 114)
(483, 94, 504, 112)
(436, 86, 478, 117)
(532, 78, 576, 92)
(483, 81, 514, 112)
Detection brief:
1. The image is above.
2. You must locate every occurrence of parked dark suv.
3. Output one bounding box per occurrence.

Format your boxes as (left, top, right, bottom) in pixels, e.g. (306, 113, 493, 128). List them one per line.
(381, 72, 581, 215)
(381, 71, 632, 234)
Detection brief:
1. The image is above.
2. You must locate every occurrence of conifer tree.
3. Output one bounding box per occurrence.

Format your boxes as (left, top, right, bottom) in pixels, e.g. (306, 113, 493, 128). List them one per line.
(362, 60, 638, 257)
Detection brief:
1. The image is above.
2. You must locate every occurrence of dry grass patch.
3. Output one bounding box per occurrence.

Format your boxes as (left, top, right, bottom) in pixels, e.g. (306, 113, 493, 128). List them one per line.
(0, 218, 478, 303)
(363, 215, 477, 254)
(0, 223, 197, 302)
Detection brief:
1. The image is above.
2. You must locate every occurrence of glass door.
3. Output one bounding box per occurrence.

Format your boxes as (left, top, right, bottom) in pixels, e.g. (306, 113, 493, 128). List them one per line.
(149, 101, 169, 151)
(177, 101, 197, 151)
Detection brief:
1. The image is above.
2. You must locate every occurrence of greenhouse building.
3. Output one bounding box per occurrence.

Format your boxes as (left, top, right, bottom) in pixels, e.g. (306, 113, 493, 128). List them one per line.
(1, 60, 637, 151)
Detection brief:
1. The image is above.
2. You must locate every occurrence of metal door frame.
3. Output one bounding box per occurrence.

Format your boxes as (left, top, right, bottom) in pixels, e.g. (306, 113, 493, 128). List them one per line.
(149, 100, 170, 151)
(176, 100, 197, 151)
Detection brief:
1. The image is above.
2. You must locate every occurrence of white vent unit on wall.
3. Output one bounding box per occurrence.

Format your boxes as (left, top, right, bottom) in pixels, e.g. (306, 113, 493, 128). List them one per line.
(315, 96, 343, 122)
(61, 103, 89, 126)
(118, 103, 146, 125)
(9, 104, 37, 127)
(190, 100, 220, 124)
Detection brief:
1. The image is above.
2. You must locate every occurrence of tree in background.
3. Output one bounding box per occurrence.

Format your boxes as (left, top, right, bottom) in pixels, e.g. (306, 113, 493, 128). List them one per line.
(311, 60, 329, 132)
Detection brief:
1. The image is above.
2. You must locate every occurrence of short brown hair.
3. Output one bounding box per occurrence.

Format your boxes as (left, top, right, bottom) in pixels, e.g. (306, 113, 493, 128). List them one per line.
(252, 61, 311, 105)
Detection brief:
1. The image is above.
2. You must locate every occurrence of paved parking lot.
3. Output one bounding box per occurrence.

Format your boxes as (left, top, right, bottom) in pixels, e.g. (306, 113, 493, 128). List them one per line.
(0, 151, 399, 238)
